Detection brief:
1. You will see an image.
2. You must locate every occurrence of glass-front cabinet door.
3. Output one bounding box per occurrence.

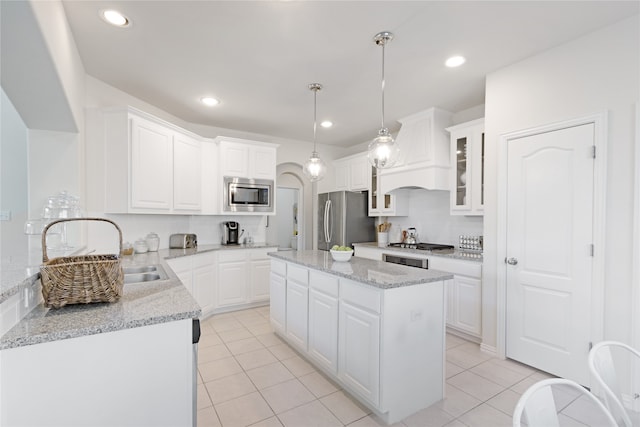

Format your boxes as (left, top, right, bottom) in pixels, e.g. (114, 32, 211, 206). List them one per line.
(447, 119, 485, 216)
(368, 165, 408, 216)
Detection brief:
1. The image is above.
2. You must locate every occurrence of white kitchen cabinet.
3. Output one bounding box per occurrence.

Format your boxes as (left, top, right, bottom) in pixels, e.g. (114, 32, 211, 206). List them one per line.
(249, 253, 272, 302)
(332, 152, 369, 192)
(270, 259, 287, 335)
(379, 108, 452, 195)
(218, 251, 249, 307)
(430, 256, 482, 339)
(447, 118, 485, 216)
(166, 252, 216, 316)
(216, 137, 277, 180)
(308, 271, 339, 374)
(285, 264, 309, 351)
(339, 299, 381, 406)
(103, 107, 203, 214)
(368, 164, 409, 216)
(173, 132, 202, 211)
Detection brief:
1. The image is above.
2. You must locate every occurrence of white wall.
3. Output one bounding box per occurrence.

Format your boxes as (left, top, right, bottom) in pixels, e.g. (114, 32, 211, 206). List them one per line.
(484, 16, 639, 349)
(0, 88, 29, 259)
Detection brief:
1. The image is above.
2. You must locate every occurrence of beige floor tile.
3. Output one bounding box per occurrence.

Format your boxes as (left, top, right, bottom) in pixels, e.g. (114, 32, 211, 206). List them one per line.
(557, 413, 590, 426)
(485, 388, 522, 416)
(197, 406, 221, 427)
(256, 332, 284, 348)
(214, 391, 274, 427)
(347, 415, 405, 427)
(560, 393, 615, 426)
(199, 332, 224, 348)
(199, 356, 244, 382)
(200, 344, 233, 364)
(260, 378, 316, 414)
(248, 323, 274, 336)
(211, 318, 244, 333)
(281, 355, 316, 377)
(205, 372, 257, 404)
(219, 327, 255, 343)
(198, 383, 213, 409)
(239, 315, 270, 327)
(236, 348, 279, 371)
(268, 343, 298, 361)
(320, 390, 370, 425)
(446, 361, 465, 379)
(446, 347, 491, 370)
(248, 416, 283, 427)
(510, 376, 539, 394)
(470, 360, 530, 388)
(488, 357, 537, 376)
(448, 371, 505, 402)
(457, 403, 512, 427)
(403, 403, 455, 427)
(226, 337, 266, 355)
(443, 420, 468, 427)
(298, 371, 340, 398)
(277, 400, 343, 427)
(436, 384, 482, 418)
(246, 361, 295, 390)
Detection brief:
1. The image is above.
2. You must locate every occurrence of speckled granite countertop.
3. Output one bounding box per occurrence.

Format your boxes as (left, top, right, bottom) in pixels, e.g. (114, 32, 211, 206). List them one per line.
(352, 242, 483, 262)
(0, 243, 276, 350)
(269, 250, 452, 289)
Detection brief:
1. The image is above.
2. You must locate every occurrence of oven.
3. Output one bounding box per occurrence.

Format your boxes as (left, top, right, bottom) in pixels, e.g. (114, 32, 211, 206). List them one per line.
(223, 176, 273, 213)
(382, 253, 429, 269)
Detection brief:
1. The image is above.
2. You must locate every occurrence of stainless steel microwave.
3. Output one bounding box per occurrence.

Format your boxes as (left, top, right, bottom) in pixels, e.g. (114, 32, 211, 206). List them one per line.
(223, 177, 273, 213)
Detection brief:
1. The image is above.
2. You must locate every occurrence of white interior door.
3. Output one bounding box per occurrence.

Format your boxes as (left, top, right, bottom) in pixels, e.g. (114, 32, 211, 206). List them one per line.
(506, 123, 594, 385)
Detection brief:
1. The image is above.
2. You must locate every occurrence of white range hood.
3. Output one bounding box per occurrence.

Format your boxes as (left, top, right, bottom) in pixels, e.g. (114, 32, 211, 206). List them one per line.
(379, 107, 452, 195)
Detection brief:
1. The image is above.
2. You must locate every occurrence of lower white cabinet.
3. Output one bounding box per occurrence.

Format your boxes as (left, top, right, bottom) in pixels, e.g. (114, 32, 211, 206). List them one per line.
(285, 264, 309, 351)
(249, 254, 272, 302)
(269, 270, 286, 334)
(308, 271, 339, 374)
(166, 252, 216, 316)
(338, 301, 380, 405)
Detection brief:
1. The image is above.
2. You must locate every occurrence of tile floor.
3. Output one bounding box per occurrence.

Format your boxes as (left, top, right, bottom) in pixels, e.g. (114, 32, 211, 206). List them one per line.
(196, 306, 609, 427)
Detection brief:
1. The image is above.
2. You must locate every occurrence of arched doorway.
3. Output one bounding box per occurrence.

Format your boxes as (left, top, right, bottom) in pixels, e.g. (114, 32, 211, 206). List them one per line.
(267, 163, 313, 250)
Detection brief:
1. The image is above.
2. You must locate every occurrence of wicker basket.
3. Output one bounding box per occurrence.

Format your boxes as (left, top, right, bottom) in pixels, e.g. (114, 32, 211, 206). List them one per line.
(40, 218, 124, 309)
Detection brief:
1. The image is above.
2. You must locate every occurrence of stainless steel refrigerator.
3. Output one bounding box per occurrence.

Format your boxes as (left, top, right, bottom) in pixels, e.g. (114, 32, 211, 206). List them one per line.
(317, 191, 376, 251)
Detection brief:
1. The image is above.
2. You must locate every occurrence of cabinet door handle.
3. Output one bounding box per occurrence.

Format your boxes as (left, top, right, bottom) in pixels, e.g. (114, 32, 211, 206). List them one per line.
(505, 257, 518, 265)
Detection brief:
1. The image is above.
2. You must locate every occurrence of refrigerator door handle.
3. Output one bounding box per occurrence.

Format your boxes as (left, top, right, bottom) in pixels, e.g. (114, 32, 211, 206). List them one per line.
(323, 200, 331, 243)
(327, 200, 333, 242)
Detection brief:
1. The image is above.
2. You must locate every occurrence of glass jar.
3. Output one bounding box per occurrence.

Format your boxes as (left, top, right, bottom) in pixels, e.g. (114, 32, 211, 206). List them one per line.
(121, 241, 134, 256)
(146, 232, 160, 252)
(134, 238, 149, 254)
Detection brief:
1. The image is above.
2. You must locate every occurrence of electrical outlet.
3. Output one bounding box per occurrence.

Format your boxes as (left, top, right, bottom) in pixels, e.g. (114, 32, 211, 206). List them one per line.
(0, 210, 11, 221)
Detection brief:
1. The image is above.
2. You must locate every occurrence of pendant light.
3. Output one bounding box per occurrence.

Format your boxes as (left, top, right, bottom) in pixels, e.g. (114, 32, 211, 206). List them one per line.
(303, 83, 327, 182)
(367, 31, 399, 169)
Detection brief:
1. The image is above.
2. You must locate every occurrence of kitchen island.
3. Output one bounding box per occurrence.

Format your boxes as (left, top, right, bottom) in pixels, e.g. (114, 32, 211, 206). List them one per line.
(269, 250, 453, 425)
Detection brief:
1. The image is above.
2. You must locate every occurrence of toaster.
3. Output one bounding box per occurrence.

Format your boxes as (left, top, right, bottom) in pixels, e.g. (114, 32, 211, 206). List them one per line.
(169, 233, 197, 249)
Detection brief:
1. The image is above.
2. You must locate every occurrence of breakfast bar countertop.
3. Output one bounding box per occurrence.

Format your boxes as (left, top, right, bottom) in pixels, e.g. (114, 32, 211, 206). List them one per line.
(269, 250, 452, 289)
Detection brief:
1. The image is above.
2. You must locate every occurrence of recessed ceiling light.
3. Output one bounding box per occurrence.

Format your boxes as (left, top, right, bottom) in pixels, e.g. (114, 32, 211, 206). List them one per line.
(445, 56, 466, 68)
(200, 97, 220, 107)
(320, 121, 333, 128)
(100, 9, 130, 27)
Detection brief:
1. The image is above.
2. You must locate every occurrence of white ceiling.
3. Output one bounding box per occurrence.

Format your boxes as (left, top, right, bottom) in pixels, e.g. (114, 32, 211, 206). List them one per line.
(61, 1, 638, 147)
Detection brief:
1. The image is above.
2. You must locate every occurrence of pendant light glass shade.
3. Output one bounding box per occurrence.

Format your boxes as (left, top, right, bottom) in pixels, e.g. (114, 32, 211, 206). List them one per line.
(368, 31, 399, 169)
(303, 83, 327, 182)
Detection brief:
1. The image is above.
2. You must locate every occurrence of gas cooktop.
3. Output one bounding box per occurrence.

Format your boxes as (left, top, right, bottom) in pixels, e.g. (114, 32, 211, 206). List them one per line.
(387, 242, 455, 251)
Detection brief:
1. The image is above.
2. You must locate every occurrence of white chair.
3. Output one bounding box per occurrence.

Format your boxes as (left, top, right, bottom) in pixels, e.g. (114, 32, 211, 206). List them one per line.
(588, 341, 640, 427)
(513, 378, 617, 427)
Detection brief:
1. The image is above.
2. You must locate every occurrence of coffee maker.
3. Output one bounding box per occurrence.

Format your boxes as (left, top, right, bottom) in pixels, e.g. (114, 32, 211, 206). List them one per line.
(222, 221, 241, 245)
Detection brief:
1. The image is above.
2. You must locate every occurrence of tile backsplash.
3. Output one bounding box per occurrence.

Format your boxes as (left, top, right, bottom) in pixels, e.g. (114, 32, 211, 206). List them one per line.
(383, 189, 483, 247)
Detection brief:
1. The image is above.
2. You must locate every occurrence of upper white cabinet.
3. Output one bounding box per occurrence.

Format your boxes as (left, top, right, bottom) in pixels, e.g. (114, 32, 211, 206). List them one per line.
(368, 164, 409, 217)
(447, 119, 485, 216)
(379, 108, 452, 195)
(104, 107, 203, 214)
(333, 152, 369, 192)
(216, 137, 278, 180)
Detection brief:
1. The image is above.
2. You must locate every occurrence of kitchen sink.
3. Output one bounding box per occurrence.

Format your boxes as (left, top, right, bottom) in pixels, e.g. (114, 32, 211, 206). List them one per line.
(123, 264, 168, 284)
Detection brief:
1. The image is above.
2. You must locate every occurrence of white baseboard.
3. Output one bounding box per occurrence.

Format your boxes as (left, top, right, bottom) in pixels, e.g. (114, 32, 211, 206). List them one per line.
(480, 343, 498, 356)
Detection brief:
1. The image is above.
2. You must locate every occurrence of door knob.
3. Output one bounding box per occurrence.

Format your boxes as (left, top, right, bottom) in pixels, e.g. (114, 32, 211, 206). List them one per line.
(505, 257, 518, 265)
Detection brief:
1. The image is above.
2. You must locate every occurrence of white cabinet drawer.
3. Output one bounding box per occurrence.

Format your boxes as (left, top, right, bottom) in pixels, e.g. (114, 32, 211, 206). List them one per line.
(287, 263, 309, 286)
(271, 259, 286, 277)
(340, 278, 381, 314)
(310, 270, 339, 297)
(429, 257, 481, 278)
(218, 250, 247, 263)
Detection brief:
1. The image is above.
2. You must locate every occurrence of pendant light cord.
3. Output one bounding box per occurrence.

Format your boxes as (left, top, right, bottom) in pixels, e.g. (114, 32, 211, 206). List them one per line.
(313, 88, 318, 153)
(380, 41, 386, 131)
